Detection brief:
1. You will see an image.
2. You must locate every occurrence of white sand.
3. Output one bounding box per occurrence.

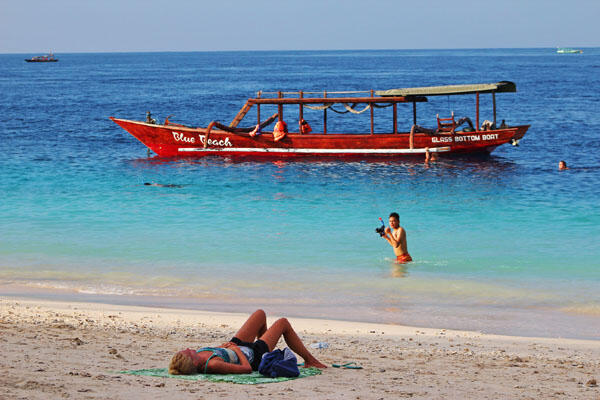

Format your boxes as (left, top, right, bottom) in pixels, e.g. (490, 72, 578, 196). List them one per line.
(1, 296, 599, 399)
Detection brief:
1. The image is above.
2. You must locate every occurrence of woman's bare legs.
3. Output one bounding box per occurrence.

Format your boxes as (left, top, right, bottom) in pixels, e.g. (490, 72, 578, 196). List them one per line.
(259, 318, 327, 368)
(232, 309, 267, 342)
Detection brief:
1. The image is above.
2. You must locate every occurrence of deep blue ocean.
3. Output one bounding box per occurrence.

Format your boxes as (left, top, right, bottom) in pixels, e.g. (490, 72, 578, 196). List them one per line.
(1, 49, 599, 338)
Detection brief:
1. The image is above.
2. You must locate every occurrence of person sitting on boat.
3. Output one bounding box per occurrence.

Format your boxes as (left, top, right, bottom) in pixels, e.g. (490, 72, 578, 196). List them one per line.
(273, 119, 288, 141)
(168, 309, 327, 375)
(299, 119, 312, 134)
(455, 116, 475, 132)
(481, 120, 495, 131)
(249, 124, 261, 137)
(381, 212, 412, 264)
(146, 111, 157, 124)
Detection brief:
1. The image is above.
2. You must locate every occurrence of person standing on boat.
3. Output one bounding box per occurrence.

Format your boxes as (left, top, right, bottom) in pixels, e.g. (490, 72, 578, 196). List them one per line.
(382, 212, 412, 263)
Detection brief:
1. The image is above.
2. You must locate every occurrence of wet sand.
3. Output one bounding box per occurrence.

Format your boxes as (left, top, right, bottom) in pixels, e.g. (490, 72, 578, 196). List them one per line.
(1, 297, 599, 399)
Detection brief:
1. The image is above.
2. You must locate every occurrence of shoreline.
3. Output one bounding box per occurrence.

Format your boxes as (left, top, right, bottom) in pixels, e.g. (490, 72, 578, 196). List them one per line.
(2, 296, 599, 399)
(2, 294, 600, 346)
(2, 282, 600, 341)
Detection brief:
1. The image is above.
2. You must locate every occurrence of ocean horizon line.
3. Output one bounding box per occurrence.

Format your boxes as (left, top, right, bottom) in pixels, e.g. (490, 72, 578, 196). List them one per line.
(3, 46, 598, 56)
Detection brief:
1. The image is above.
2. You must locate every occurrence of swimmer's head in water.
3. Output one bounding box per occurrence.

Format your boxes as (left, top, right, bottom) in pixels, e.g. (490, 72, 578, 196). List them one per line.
(559, 160, 568, 170)
(144, 182, 184, 188)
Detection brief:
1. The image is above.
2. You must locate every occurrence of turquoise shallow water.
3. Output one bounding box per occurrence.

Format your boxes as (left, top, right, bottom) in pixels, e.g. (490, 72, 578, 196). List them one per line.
(1, 49, 599, 338)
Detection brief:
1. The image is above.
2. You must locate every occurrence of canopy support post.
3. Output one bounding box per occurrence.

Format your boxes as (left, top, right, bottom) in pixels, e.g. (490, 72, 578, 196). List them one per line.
(277, 91, 283, 121)
(492, 91, 497, 126)
(393, 103, 397, 134)
(370, 90, 374, 135)
(412, 101, 417, 125)
(299, 91, 304, 134)
(257, 91, 261, 126)
(323, 91, 327, 134)
(476, 92, 480, 131)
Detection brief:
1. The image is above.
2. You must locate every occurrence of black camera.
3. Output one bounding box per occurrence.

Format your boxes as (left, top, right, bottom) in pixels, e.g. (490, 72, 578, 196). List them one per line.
(375, 225, 385, 237)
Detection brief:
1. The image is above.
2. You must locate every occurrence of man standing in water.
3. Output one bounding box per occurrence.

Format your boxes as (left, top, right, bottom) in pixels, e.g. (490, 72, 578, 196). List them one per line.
(382, 212, 412, 263)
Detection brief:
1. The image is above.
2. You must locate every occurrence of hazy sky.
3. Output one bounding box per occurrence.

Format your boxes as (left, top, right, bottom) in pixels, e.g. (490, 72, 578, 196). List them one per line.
(1, 0, 598, 53)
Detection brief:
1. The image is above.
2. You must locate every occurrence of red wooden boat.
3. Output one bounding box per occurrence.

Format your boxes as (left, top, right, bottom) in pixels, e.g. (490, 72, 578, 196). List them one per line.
(110, 81, 528, 159)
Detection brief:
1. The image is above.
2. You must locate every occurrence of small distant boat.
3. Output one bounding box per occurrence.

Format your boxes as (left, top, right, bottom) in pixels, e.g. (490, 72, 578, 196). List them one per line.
(25, 53, 58, 62)
(556, 48, 582, 54)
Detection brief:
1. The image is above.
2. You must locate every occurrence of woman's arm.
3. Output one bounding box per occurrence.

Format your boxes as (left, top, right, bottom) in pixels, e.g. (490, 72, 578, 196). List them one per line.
(206, 343, 252, 374)
(207, 358, 252, 374)
(230, 344, 252, 370)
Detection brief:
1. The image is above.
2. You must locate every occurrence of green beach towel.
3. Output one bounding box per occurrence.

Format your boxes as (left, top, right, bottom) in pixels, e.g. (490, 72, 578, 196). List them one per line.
(116, 367, 321, 385)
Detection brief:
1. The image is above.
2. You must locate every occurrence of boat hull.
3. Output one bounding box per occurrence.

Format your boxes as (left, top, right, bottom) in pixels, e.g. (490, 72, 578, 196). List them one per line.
(25, 59, 58, 62)
(110, 118, 529, 159)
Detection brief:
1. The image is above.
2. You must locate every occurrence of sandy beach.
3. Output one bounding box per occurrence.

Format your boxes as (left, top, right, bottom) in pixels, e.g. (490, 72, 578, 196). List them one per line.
(1, 297, 599, 399)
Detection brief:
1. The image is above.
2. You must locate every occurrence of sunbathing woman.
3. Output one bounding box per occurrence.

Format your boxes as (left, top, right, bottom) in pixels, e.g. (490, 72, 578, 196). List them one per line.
(169, 309, 327, 374)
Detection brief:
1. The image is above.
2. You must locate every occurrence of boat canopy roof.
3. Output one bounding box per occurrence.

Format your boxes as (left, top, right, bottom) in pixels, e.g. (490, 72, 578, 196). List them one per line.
(376, 81, 516, 97)
(248, 90, 427, 105)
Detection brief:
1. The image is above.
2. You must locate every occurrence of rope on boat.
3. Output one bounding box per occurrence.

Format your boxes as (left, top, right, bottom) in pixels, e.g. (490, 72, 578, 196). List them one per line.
(327, 103, 370, 114)
(303, 102, 394, 114)
(304, 103, 333, 111)
(303, 103, 375, 114)
(328, 104, 353, 114)
(372, 103, 394, 109)
(341, 103, 371, 114)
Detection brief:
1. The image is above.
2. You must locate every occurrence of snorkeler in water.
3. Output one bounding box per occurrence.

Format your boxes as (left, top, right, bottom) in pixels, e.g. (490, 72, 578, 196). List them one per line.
(144, 182, 184, 188)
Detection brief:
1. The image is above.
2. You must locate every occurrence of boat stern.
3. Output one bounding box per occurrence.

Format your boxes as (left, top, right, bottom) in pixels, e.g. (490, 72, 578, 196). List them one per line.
(511, 125, 529, 141)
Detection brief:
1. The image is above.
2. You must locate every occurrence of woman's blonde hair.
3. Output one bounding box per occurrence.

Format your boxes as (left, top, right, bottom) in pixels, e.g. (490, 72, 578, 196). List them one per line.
(168, 351, 197, 375)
